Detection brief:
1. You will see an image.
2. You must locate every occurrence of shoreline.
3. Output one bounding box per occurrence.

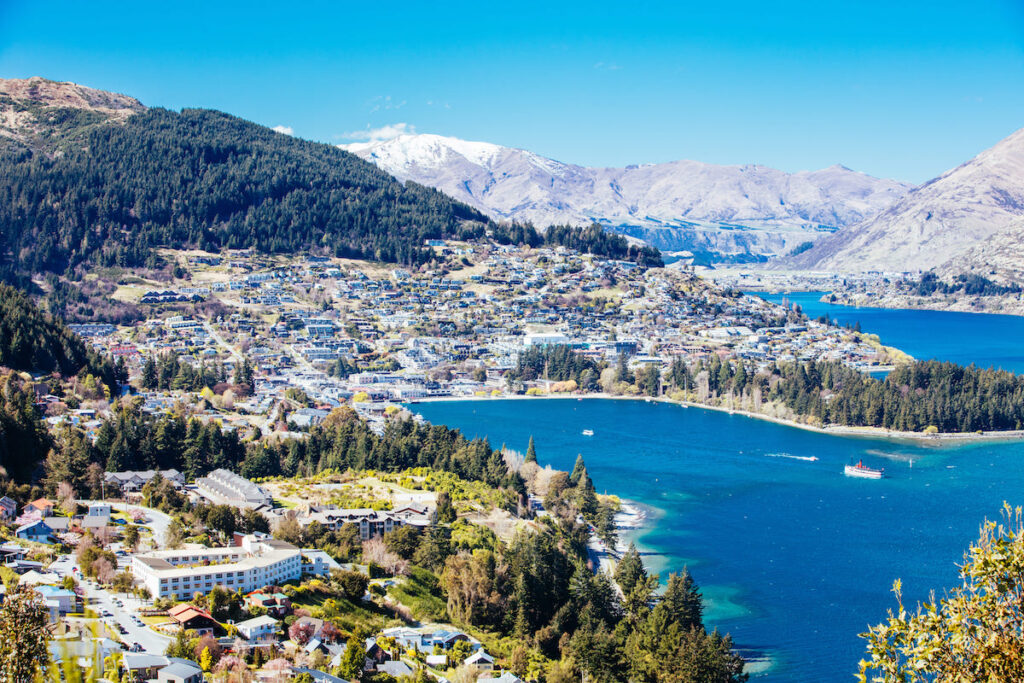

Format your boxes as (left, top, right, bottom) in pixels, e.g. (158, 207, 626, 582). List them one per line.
(586, 498, 656, 576)
(407, 393, 1024, 444)
(728, 284, 1024, 319)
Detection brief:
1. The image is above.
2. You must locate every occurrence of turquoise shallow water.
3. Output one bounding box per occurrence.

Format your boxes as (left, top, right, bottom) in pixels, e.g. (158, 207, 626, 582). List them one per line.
(411, 298, 1024, 680)
(413, 398, 1024, 681)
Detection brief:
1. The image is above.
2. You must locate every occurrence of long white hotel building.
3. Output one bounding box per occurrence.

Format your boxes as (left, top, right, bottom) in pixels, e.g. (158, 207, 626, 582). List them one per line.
(133, 534, 301, 599)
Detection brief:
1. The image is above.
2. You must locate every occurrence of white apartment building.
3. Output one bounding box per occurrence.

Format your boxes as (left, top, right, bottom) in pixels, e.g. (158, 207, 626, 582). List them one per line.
(133, 535, 301, 600)
(194, 469, 273, 509)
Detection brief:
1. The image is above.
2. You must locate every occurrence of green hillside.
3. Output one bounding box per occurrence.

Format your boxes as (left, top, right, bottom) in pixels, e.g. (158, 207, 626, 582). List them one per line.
(0, 105, 490, 276)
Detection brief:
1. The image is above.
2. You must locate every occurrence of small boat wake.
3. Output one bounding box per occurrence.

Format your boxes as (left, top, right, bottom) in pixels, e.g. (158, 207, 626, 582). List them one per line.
(765, 452, 819, 462)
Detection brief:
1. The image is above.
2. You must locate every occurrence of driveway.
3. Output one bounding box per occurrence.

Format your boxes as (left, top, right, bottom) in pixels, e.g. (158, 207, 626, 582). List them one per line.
(80, 500, 172, 549)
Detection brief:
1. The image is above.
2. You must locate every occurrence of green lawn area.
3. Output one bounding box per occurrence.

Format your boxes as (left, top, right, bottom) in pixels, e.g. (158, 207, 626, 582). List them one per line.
(291, 592, 402, 634)
(386, 568, 447, 623)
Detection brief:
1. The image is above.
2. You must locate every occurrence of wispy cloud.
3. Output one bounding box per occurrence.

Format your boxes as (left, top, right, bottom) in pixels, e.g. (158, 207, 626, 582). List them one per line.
(368, 95, 407, 113)
(342, 122, 416, 142)
(593, 61, 622, 71)
(271, 125, 294, 135)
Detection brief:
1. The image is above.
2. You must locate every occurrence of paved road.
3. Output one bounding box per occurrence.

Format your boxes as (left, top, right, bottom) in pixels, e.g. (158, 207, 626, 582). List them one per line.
(204, 321, 242, 362)
(80, 500, 172, 549)
(82, 579, 171, 654)
(49, 554, 171, 655)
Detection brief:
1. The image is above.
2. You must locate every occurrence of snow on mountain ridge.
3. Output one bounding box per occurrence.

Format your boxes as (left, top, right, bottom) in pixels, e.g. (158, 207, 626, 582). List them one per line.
(341, 133, 910, 231)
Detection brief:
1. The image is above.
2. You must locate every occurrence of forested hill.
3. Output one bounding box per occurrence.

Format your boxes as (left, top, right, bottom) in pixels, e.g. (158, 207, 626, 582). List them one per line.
(0, 77, 662, 277)
(0, 283, 117, 389)
(0, 103, 491, 274)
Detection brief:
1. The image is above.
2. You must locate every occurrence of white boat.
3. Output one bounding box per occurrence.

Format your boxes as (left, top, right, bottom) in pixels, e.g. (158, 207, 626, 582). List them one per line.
(582, 429, 594, 436)
(844, 460, 884, 479)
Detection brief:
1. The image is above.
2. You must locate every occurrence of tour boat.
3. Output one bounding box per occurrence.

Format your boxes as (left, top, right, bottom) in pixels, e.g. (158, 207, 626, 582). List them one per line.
(844, 460, 884, 479)
(582, 429, 594, 436)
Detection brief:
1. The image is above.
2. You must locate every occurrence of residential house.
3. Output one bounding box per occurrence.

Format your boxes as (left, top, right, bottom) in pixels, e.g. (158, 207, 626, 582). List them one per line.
(16, 520, 53, 543)
(465, 650, 495, 672)
(380, 627, 477, 653)
(80, 515, 111, 533)
(245, 590, 292, 617)
(24, 499, 54, 517)
(44, 517, 70, 534)
(0, 496, 17, 521)
(157, 661, 204, 683)
(0, 544, 26, 563)
(167, 604, 219, 636)
(35, 585, 76, 614)
(235, 615, 279, 643)
(105, 469, 185, 493)
(290, 616, 326, 640)
(122, 655, 197, 682)
(377, 661, 413, 678)
(88, 502, 112, 517)
(364, 639, 391, 670)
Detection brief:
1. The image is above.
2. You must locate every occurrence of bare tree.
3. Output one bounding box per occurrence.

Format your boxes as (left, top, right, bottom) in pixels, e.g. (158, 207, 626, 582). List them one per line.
(94, 525, 114, 548)
(56, 482, 77, 516)
(92, 557, 116, 584)
(362, 538, 408, 576)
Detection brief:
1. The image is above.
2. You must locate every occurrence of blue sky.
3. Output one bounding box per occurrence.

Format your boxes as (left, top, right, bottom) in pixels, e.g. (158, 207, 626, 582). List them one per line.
(1, 0, 1022, 183)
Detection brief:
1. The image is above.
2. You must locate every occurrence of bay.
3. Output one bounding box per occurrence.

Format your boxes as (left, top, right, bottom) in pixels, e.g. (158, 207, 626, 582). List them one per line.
(751, 291, 1024, 374)
(410, 296, 1024, 680)
(412, 397, 1024, 681)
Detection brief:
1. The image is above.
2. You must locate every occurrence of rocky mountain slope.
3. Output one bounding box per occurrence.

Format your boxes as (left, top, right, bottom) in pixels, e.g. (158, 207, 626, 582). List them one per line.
(784, 127, 1024, 274)
(343, 134, 910, 261)
(0, 76, 144, 152)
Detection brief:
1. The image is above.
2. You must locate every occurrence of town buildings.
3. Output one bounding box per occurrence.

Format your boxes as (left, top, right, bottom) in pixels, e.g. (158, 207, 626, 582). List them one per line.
(132, 534, 301, 599)
(194, 469, 273, 509)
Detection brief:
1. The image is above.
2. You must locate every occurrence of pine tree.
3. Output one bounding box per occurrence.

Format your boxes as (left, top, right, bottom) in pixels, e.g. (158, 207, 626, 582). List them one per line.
(570, 454, 587, 485)
(615, 544, 646, 595)
(525, 435, 537, 463)
(662, 568, 704, 631)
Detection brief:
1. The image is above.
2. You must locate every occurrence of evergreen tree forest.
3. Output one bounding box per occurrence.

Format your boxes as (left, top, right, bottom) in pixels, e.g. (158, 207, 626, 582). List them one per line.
(506, 345, 605, 388)
(0, 105, 662, 281)
(0, 284, 117, 389)
(695, 355, 1024, 433)
(0, 375, 51, 482)
(490, 222, 664, 268)
(906, 271, 1022, 297)
(0, 106, 488, 275)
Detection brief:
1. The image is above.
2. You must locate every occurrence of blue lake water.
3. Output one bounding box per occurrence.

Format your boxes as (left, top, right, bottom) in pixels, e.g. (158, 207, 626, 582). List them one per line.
(411, 298, 1024, 681)
(752, 291, 1024, 374)
(413, 398, 1024, 682)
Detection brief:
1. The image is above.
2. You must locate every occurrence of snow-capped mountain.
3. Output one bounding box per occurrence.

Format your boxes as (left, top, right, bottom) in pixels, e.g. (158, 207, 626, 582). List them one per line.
(786, 127, 1024, 274)
(341, 134, 911, 261)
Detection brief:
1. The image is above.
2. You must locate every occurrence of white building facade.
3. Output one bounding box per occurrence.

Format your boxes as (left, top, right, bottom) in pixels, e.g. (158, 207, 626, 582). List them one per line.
(133, 535, 301, 599)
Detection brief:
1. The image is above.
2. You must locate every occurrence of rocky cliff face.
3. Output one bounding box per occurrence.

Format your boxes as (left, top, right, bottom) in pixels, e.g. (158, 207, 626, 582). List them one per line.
(343, 133, 909, 261)
(0, 76, 144, 152)
(784, 127, 1024, 274)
